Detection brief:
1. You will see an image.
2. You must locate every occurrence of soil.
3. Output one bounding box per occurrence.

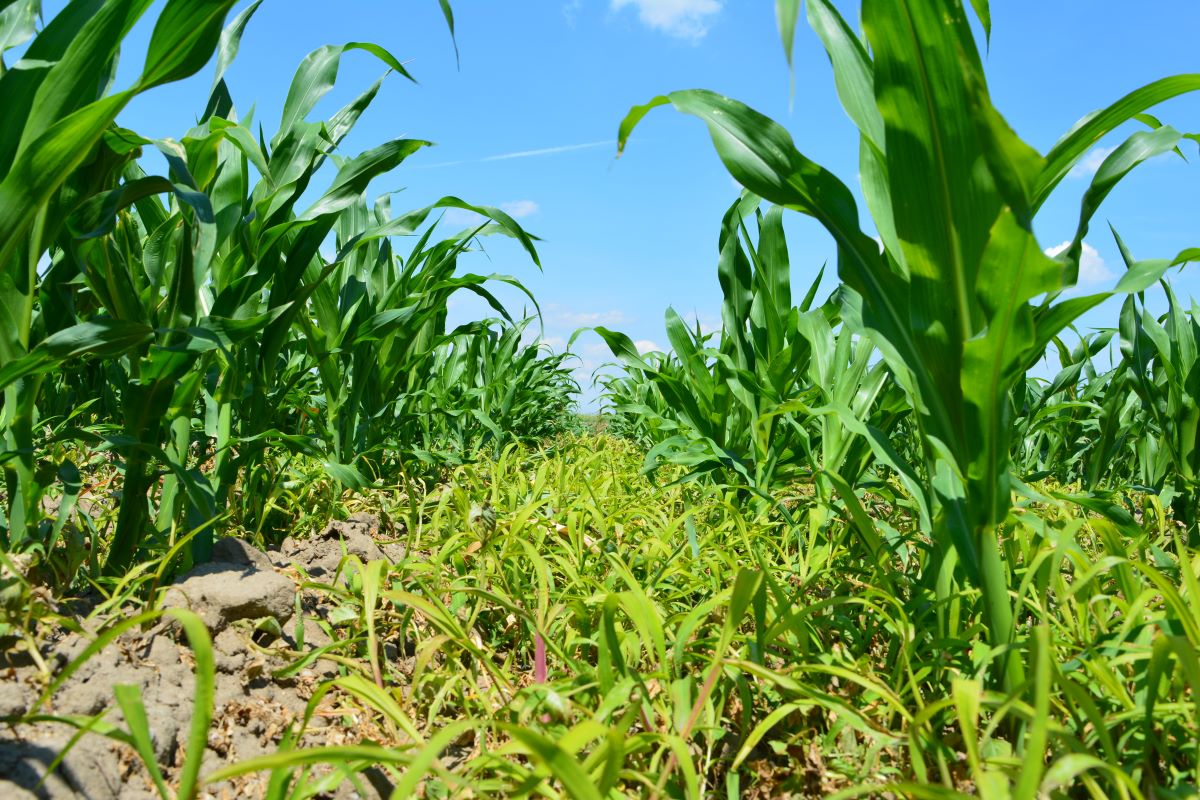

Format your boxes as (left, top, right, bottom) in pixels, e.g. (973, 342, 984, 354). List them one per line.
(0, 513, 409, 800)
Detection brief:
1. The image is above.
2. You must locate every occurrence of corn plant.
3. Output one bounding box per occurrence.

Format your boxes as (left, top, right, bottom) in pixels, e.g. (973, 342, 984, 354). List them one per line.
(1119, 277, 1200, 536)
(1010, 329, 1119, 484)
(0, 0, 550, 578)
(40, 14, 441, 572)
(619, 0, 1197, 689)
(595, 197, 900, 500)
(597, 349, 683, 449)
(301, 198, 541, 471)
(0, 0, 246, 562)
(390, 317, 580, 468)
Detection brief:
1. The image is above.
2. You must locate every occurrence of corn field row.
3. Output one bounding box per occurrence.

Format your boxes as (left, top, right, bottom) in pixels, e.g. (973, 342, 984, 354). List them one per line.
(1, 1, 1198, 798)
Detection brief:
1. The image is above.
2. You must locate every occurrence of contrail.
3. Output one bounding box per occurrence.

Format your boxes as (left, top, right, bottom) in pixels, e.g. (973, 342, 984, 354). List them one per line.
(414, 139, 614, 169)
(482, 140, 613, 161)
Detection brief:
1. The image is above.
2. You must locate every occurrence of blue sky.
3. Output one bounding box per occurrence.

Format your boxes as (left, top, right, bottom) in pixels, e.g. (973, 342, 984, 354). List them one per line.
(43, 1, 1200, 404)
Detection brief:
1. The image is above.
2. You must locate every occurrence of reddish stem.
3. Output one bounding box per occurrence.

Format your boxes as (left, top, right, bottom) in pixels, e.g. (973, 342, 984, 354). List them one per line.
(533, 631, 547, 683)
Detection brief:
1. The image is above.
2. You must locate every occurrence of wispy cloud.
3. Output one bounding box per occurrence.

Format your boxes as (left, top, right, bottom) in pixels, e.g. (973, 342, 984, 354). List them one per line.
(501, 200, 539, 218)
(563, 0, 582, 26)
(482, 141, 613, 162)
(693, 313, 722, 336)
(1068, 146, 1116, 179)
(443, 199, 539, 227)
(634, 339, 663, 354)
(546, 304, 631, 327)
(416, 140, 613, 169)
(1044, 240, 1114, 285)
(536, 335, 568, 352)
(1069, 144, 1180, 180)
(612, 0, 722, 41)
(545, 341, 605, 375)
(670, 309, 721, 337)
(443, 207, 485, 226)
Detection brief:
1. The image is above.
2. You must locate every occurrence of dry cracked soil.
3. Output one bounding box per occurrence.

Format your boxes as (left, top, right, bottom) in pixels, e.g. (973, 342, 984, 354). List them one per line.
(1, 513, 409, 800)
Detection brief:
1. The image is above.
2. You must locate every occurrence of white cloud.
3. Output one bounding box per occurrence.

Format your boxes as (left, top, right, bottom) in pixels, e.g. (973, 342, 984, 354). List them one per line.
(563, 0, 582, 25)
(444, 199, 538, 226)
(678, 310, 721, 337)
(443, 207, 484, 226)
(546, 304, 631, 326)
(611, 0, 722, 41)
(536, 335, 568, 352)
(570, 341, 618, 375)
(1068, 146, 1116, 179)
(582, 342, 612, 358)
(1044, 240, 1114, 285)
(500, 199, 539, 218)
(634, 339, 663, 354)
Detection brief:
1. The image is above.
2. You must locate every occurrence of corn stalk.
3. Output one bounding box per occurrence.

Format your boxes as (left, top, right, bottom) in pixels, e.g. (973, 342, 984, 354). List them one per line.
(619, 0, 1197, 689)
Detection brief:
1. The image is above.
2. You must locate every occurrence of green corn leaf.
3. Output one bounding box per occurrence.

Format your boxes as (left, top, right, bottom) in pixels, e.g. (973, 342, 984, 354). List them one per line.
(0, 90, 130, 272)
(497, 723, 604, 800)
(969, 0, 991, 44)
(1037, 74, 1200, 208)
(437, 0, 459, 68)
(1057, 125, 1184, 283)
(806, 0, 882, 149)
(0, 0, 38, 54)
(775, 0, 798, 82)
(0, 319, 154, 391)
(209, 0, 263, 94)
(1015, 625, 1052, 800)
(203, 745, 416, 784)
(112, 684, 172, 799)
(298, 138, 430, 220)
(138, 0, 238, 91)
(278, 42, 412, 139)
(14, 0, 149, 157)
(323, 460, 372, 491)
(69, 175, 214, 238)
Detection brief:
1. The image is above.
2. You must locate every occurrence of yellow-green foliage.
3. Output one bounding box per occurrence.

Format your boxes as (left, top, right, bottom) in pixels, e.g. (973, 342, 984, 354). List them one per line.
(87, 435, 1186, 798)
